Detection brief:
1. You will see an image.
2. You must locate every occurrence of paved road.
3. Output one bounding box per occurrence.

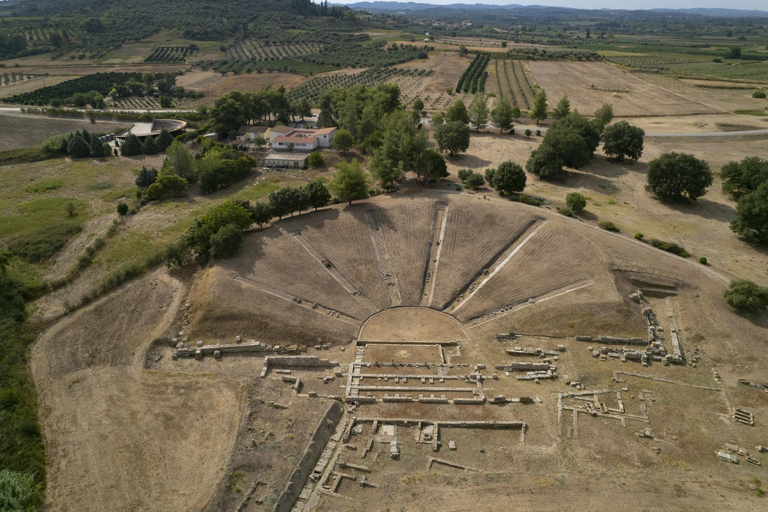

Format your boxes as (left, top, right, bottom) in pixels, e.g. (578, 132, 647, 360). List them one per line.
(644, 129, 768, 138)
(0, 107, 195, 114)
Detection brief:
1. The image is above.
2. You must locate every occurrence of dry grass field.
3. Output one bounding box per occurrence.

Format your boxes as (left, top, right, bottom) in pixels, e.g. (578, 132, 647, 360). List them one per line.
(0, 114, 129, 150)
(529, 61, 721, 117)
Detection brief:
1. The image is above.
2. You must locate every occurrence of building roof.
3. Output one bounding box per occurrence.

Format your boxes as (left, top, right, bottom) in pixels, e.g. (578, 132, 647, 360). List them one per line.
(265, 152, 308, 161)
(312, 127, 337, 135)
(238, 125, 268, 134)
(269, 125, 293, 134)
(273, 135, 318, 144)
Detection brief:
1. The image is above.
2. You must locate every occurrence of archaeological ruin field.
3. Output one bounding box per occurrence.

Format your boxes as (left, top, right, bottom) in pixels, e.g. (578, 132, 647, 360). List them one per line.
(29, 191, 768, 512)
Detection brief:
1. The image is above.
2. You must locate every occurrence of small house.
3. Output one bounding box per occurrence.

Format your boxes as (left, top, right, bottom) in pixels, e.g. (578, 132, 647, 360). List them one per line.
(237, 126, 268, 142)
(264, 152, 308, 169)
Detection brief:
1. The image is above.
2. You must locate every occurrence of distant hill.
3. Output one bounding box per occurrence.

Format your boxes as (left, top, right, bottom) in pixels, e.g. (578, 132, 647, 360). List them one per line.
(345, 2, 768, 18)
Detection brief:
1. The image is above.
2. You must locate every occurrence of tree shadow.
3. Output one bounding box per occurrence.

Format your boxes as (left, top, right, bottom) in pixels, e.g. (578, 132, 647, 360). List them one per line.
(449, 153, 491, 169)
(660, 198, 736, 223)
(558, 168, 621, 195)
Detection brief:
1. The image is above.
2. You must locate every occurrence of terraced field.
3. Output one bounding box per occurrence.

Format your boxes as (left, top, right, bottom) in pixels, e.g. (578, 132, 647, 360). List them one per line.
(227, 41, 323, 61)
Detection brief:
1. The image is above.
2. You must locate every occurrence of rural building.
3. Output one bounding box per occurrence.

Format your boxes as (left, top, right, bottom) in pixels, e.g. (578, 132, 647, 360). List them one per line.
(264, 152, 308, 169)
(236, 125, 268, 142)
(267, 125, 294, 142)
(269, 127, 337, 151)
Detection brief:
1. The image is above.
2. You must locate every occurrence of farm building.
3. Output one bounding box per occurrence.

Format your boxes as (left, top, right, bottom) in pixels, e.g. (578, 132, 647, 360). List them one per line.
(269, 127, 337, 151)
(114, 119, 187, 142)
(236, 125, 268, 142)
(264, 152, 308, 169)
(267, 125, 293, 142)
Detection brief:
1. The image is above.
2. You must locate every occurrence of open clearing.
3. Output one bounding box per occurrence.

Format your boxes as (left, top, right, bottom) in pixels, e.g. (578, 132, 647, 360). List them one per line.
(0, 113, 129, 150)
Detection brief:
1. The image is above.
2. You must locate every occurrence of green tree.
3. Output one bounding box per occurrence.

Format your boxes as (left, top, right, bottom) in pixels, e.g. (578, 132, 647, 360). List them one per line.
(468, 93, 489, 132)
(329, 159, 369, 205)
(67, 132, 90, 158)
(201, 201, 253, 232)
(156, 129, 174, 151)
(211, 96, 247, 136)
(457, 169, 473, 182)
(647, 152, 712, 202)
(493, 161, 526, 195)
(419, 149, 448, 186)
(511, 106, 522, 122)
(465, 173, 485, 190)
(250, 202, 273, 228)
(731, 180, 768, 244)
(163, 141, 196, 181)
(369, 110, 426, 188)
(305, 180, 331, 211)
(135, 166, 158, 188)
(120, 134, 142, 157)
(333, 128, 354, 155)
(602, 121, 644, 162)
(725, 46, 742, 59)
(459, 45, 468, 56)
(413, 98, 424, 112)
(446, 99, 470, 124)
(721, 156, 768, 197)
(485, 168, 496, 186)
(552, 95, 571, 120)
(435, 121, 470, 157)
(117, 202, 128, 215)
(307, 151, 325, 168)
(491, 97, 515, 133)
(724, 279, 768, 312)
(566, 192, 587, 214)
(89, 134, 105, 157)
(141, 136, 160, 155)
(431, 112, 445, 127)
(268, 188, 294, 219)
(531, 89, 548, 125)
(146, 174, 188, 201)
(210, 223, 244, 259)
(594, 103, 614, 125)
(526, 143, 563, 180)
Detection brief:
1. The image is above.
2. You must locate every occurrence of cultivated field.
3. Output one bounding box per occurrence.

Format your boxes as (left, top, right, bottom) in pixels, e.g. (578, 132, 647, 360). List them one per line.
(529, 61, 720, 116)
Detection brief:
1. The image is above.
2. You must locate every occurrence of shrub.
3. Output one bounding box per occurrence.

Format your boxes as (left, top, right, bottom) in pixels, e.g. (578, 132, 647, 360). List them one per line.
(146, 174, 188, 201)
(699, 256, 708, 265)
(117, 202, 128, 215)
(634, 232, 644, 240)
(724, 279, 768, 312)
(753, 91, 766, 99)
(558, 206, 574, 217)
(535, 129, 541, 136)
(649, 238, 690, 257)
(565, 192, 587, 214)
(307, 151, 324, 168)
(465, 172, 485, 190)
(524, 129, 532, 137)
(457, 169, 473, 182)
(516, 194, 541, 207)
(598, 220, 619, 232)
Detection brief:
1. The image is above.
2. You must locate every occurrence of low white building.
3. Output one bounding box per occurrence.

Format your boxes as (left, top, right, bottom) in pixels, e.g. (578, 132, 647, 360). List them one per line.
(264, 152, 308, 169)
(269, 127, 337, 151)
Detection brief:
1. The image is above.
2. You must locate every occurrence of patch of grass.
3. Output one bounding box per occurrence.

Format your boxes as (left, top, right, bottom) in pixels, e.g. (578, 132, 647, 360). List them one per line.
(86, 181, 115, 191)
(102, 187, 137, 201)
(24, 179, 63, 193)
(8, 223, 82, 263)
(733, 110, 767, 116)
(0, 146, 51, 167)
(0, 197, 89, 239)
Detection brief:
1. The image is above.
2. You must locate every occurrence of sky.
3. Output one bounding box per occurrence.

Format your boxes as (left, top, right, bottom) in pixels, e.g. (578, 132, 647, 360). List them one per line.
(334, 0, 768, 12)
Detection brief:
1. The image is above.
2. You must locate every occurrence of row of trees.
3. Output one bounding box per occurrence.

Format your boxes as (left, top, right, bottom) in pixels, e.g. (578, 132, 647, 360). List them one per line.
(42, 128, 112, 159)
(119, 129, 175, 157)
(211, 86, 312, 135)
(166, 165, 370, 265)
